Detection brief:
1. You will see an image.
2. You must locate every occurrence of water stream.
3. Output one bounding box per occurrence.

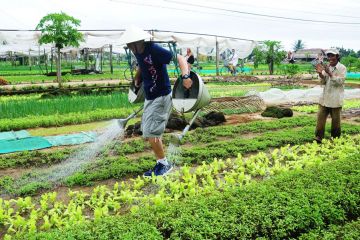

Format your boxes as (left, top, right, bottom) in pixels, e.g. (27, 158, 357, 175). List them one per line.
(13, 119, 124, 189)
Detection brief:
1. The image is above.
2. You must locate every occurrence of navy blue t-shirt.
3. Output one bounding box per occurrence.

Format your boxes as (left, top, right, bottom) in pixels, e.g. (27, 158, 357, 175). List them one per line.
(135, 42, 173, 100)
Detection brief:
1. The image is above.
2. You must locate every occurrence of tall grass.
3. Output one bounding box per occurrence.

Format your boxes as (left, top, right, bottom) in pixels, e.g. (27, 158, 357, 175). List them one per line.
(0, 92, 132, 119)
(207, 83, 271, 97)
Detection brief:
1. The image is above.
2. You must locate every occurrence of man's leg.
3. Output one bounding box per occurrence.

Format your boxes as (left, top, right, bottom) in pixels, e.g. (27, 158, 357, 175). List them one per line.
(142, 94, 173, 176)
(330, 107, 342, 138)
(315, 105, 329, 142)
(228, 64, 233, 75)
(148, 137, 165, 159)
(230, 65, 235, 75)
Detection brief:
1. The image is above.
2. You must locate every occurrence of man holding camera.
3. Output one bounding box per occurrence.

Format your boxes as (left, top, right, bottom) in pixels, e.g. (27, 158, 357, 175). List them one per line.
(314, 49, 347, 143)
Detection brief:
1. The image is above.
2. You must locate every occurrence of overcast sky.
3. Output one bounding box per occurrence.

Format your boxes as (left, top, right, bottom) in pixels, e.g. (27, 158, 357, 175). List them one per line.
(1, 0, 359, 51)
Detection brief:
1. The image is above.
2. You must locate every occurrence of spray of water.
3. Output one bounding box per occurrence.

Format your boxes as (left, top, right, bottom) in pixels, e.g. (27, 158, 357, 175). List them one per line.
(13, 119, 124, 189)
(166, 142, 182, 166)
(6, 119, 186, 196)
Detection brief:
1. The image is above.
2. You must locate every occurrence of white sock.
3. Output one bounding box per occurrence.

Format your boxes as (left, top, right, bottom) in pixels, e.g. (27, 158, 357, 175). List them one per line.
(157, 158, 169, 166)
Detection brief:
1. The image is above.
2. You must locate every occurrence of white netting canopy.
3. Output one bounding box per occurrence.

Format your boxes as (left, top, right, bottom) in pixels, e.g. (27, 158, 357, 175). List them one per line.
(152, 31, 257, 59)
(0, 30, 257, 58)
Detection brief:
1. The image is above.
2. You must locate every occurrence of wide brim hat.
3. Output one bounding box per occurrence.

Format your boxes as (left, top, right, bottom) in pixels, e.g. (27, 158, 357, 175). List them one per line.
(119, 26, 152, 45)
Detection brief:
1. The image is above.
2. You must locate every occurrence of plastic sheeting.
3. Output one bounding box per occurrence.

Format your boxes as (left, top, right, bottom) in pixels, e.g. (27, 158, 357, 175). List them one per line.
(0, 130, 31, 141)
(152, 31, 257, 59)
(0, 131, 96, 154)
(44, 132, 96, 146)
(247, 87, 360, 105)
(0, 30, 257, 59)
(0, 137, 52, 154)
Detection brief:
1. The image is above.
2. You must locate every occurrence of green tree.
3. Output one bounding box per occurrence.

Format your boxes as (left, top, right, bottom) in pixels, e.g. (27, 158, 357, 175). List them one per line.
(252, 47, 264, 69)
(36, 12, 84, 87)
(263, 40, 286, 75)
(293, 39, 305, 51)
(355, 60, 360, 72)
(336, 47, 357, 58)
(341, 56, 359, 71)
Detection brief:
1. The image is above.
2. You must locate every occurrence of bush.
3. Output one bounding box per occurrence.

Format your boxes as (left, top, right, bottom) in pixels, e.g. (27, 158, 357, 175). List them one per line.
(20, 153, 360, 239)
(261, 106, 293, 118)
(299, 219, 360, 240)
(0, 77, 9, 85)
(284, 64, 300, 76)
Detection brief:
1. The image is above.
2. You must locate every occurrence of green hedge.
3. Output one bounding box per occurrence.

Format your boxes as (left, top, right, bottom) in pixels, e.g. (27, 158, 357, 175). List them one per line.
(0, 149, 72, 169)
(181, 124, 360, 164)
(299, 219, 360, 240)
(19, 152, 360, 239)
(0, 108, 135, 131)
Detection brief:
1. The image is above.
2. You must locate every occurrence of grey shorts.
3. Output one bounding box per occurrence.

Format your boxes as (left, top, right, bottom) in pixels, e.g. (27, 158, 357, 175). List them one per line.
(141, 93, 172, 138)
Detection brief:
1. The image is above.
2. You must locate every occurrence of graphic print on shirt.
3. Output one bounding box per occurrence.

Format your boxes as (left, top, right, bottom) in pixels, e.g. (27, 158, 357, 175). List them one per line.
(143, 55, 158, 93)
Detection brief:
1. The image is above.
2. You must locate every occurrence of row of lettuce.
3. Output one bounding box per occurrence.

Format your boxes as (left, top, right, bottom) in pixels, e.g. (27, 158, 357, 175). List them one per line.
(1, 115, 360, 196)
(0, 134, 358, 239)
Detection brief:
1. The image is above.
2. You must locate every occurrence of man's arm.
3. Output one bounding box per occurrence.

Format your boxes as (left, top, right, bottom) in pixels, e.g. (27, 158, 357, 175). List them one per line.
(316, 64, 327, 84)
(177, 54, 192, 89)
(134, 67, 142, 87)
(328, 65, 346, 87)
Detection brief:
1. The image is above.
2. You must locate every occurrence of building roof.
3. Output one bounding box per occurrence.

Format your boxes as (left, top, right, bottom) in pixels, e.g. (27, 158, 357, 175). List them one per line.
(293, 48, 326, 59)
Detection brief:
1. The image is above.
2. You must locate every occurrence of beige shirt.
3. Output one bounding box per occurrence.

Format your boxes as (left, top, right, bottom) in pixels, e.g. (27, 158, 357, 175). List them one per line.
(319, 62, 347, 108)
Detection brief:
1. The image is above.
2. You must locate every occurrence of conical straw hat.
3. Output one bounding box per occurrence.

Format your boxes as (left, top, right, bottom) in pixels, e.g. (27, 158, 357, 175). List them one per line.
(119, 26, 152, 45)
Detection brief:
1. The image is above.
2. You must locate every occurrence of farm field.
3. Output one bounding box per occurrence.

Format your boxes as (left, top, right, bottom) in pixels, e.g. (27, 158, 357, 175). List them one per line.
(1, 1, 360, 239)
(0, 81, 360, 238)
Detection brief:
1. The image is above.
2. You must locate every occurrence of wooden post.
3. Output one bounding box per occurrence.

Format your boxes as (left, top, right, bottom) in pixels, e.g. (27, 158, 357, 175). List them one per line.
(100, 47, 103, 72)
(9, 51, 14, 66)
(50, 48, 53, 72)
(109, 44, 113, 74)
(38, 45, 42, 74)
(56, 47, 62, 87)
(85, 48, 89, 70)
(29, 49, 32, 71)
(44, 49, 48, 74)
(196, 47, 199, 62)
(216, 36, 219, 76)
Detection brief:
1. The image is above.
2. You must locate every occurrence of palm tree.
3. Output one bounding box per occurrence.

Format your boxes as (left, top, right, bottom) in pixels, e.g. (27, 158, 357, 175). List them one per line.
(293, 40, 305, 52)
(263, 41, 286, 75)
(36, 12, 84, 87)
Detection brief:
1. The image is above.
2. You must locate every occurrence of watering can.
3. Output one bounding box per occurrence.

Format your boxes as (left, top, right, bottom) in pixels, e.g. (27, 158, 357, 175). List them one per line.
(117, 81, 144, 129)
(170, 71, 211, 145)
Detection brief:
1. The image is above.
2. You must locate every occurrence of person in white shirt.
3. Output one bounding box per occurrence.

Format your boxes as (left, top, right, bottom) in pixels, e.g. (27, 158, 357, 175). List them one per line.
(314, 48, 347, 143)
(228, 49, 239, 76)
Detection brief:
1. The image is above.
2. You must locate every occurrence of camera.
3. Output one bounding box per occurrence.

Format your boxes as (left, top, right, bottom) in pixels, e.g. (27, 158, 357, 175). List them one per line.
(311, 59, 324, 68)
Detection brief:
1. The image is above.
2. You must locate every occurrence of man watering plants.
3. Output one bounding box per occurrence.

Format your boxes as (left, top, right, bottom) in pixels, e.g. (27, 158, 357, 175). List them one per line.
(314, 48, 346, 143)
(120, 26, 192, 176)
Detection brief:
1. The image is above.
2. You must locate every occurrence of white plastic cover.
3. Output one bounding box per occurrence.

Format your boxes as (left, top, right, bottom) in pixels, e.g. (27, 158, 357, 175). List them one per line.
(0, 30, 257, 59)
(247, 87, 360, 105)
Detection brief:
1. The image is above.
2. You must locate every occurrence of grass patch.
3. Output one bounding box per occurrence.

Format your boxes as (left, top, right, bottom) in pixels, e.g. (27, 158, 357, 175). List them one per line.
(292, 99, 360, 113)
(28, 121, 111, 136)
(0, 92, 132, 119)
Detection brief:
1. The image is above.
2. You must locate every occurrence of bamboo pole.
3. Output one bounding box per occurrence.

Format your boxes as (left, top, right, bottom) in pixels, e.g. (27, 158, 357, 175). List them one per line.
(216, 37, 219, 76)
(110, 44, 113, 74)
